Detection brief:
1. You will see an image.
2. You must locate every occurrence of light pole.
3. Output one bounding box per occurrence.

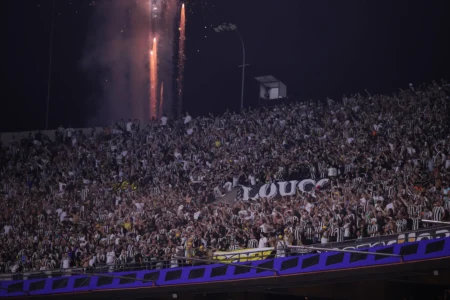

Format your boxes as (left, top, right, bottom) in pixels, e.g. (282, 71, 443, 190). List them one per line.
(214, 23, 247, 110)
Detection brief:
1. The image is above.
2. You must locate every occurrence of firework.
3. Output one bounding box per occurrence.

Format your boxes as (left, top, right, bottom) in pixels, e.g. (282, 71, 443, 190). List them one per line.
(84, 0, 185, 125)
(148, 0, 179, 118)
(177, 3, 186, 117)
(149, 38, 158, 119)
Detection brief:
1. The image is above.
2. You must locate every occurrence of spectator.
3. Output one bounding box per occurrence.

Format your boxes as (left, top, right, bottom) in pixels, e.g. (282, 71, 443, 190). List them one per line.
(0, 81, 449, 274)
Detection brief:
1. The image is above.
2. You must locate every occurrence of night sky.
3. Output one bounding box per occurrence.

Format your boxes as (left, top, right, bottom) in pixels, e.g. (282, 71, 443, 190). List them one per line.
(4, 0, 450, 132)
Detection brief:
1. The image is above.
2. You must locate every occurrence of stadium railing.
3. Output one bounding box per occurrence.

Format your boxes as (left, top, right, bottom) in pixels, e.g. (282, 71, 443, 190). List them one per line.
(1, 224, 448, 280)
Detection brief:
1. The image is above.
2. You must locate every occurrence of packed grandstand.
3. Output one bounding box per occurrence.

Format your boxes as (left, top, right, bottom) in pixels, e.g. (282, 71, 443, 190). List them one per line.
(0, 81, 449, 274)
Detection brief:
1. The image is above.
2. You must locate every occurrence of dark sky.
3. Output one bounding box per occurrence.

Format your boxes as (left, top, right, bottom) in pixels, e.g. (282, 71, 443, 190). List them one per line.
(4, 0, 450, 132)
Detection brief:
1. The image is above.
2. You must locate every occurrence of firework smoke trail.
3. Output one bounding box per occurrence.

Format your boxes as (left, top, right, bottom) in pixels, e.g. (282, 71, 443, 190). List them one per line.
(148, 0, 154, 119)
(82, 0, 180, 125)
(152, 38, 158, 118)
(177, 3, 186, 118)
(148, 47, 152, 119)
(159, 82, 164, 116)
(82, 1, 132, 125)
(161, 0, 178, 117)
(150, 38, 158, 119)
(82, 0, 152, 125)
(130, 2, 150, 122)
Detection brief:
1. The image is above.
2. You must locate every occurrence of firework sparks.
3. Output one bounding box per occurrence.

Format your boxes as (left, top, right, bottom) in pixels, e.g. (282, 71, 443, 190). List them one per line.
(83, 0, 186, 124)
(150, 37, 158, 119)
(177, 3, 186, 117)
(147, 0, 179, 118)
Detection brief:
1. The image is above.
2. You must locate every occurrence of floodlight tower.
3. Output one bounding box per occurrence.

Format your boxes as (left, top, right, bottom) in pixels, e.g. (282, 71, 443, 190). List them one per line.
(214, 23, 248, 110)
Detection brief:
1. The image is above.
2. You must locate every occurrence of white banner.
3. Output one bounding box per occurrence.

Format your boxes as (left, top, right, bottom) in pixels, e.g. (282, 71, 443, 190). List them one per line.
(236, 179, 330, 201)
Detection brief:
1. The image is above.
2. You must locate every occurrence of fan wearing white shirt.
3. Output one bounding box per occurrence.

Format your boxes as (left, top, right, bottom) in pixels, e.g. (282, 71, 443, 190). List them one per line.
(258, 234, 268, 248)
(184, 112, 192, 124)
(89, 255, 97, 267)
(126, 119, 133, 132)
(106, 249, 116, 265)
(276, 237, 287, 258)
(61, 254, 71, 269)
(161, 114, 168, 126)
(260, 221, 272, 234)
(60, 210, 67, 223)
(248, 174, 256, 186)
(67, 127, 74, 138)
(3, 225, 12, 235)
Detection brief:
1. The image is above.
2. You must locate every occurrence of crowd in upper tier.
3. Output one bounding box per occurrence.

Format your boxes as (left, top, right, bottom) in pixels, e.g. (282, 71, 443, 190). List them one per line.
(0, 81, 449, 273)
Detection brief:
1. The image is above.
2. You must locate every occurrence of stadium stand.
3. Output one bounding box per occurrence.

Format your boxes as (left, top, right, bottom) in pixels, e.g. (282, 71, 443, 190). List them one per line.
(0, 81, 449, 275)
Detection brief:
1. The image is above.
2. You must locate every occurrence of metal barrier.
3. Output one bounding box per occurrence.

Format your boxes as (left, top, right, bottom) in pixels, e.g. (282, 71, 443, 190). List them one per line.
(2, 237, 450, 298)
(1, 224, 448, 280)
(315, 224, 450, 249)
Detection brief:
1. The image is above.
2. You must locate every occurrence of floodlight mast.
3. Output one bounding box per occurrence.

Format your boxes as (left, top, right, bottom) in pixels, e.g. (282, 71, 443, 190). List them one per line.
(214, 23, 247, 110)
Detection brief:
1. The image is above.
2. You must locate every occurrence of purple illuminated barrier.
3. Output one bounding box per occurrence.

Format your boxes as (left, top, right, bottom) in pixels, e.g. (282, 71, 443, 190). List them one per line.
(1, 237, 449, 297)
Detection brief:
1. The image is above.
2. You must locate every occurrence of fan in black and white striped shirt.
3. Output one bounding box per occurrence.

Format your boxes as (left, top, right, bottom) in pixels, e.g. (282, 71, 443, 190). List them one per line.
(80, 187, 89, 202)
(432, 203, 445, 221)
(395, 218, 407, 233)
(247, 238, 258, 249)
(367, 219, 379, 237)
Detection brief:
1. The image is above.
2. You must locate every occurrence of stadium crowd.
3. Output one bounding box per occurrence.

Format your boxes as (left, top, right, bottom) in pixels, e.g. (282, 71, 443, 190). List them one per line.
(0, 81, 449, 273)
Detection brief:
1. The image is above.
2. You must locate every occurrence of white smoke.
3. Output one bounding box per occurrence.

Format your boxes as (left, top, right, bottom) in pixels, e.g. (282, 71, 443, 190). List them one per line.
(81, 0, 153, 126)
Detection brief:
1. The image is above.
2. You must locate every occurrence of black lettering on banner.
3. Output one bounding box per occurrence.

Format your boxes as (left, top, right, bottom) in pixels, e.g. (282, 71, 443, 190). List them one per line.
(236, 179, 330, 201)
